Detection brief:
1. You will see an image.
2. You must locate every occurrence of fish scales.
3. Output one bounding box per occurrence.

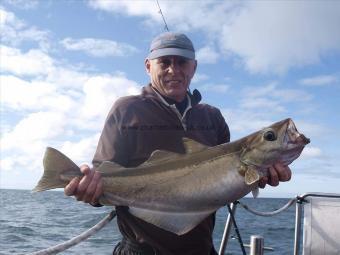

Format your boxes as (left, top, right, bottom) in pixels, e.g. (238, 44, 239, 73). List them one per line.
(103, 154, 244, 212)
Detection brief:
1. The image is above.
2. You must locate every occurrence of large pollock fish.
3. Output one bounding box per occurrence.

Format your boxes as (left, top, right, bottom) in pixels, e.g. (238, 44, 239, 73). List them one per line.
(33, 118, 309, 235)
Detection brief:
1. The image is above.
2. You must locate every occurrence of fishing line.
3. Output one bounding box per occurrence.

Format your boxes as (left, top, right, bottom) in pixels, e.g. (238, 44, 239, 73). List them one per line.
(156, 0, 169, 31)
(227, 203, 247, 255)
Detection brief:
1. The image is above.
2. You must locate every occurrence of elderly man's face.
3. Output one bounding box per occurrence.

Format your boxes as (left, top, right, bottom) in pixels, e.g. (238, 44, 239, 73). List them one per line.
(145, 56, 197, 102)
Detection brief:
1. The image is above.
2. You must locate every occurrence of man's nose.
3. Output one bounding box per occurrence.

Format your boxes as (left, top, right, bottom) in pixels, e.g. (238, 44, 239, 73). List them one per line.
(167, 61, 180, 74)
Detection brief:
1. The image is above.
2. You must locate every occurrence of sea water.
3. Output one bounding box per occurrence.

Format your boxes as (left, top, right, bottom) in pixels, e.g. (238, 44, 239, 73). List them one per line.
(0, 189, 297, 254)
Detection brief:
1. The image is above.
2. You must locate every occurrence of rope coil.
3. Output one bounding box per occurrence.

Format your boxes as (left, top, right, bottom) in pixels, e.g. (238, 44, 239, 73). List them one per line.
(27, 210, 116, 255)
(237, 198, 297, 217)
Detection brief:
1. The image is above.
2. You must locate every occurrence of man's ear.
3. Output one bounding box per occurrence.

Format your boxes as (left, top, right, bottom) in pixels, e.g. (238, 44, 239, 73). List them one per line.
(145, 58, 151, 74)
(190, 60, 198, 79)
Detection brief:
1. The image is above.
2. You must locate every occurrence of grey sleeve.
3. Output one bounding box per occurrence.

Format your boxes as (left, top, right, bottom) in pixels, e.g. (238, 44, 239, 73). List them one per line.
(216, 109, 230, 144)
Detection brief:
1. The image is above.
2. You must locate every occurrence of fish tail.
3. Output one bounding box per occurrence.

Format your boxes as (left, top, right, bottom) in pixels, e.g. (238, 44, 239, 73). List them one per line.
(32, 147, 81, 192)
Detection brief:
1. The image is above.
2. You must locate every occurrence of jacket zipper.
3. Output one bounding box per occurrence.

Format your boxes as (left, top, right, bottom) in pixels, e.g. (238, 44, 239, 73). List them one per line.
(151, 87, 192, 131)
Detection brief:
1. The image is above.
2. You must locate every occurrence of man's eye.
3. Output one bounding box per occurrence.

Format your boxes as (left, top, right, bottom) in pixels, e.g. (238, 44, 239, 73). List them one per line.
(178, 58, 188, 65)
(160, 59, 171, 66)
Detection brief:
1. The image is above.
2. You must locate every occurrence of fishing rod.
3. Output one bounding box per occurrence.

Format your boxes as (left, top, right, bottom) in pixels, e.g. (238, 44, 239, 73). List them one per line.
(156, 0, 169, 31)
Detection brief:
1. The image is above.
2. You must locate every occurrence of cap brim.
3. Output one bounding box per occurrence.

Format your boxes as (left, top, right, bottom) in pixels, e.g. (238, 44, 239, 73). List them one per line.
(148, 48, 195, 60)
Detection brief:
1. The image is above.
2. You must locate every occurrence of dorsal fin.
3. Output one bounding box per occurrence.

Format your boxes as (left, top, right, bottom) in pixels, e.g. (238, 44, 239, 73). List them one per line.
(144, 138, 208, 165)
(148, 150, 174, 162)
(182, 138, 208, 154)
(144, 150, 182, 165)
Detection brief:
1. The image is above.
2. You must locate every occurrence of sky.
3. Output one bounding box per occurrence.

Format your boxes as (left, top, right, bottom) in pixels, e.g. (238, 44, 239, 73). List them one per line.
(1, 0, 339, 198)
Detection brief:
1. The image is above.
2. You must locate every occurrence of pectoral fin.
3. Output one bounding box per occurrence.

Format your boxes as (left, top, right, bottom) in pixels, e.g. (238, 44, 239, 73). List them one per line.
(128, 207, 215, 235)
(245, 167, 260, 185)
(252, 187, 260, 198)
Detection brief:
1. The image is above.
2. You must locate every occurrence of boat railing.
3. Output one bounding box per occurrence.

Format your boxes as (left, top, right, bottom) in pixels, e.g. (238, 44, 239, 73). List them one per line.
(218, 192, 340, 255)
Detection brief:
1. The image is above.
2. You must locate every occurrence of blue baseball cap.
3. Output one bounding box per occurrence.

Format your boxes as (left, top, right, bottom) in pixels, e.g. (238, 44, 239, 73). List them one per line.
(147, 32, 195, 60)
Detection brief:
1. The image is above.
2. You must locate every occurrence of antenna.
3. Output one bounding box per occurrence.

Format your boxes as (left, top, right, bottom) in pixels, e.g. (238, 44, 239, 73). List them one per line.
(156, 0, 169, 32)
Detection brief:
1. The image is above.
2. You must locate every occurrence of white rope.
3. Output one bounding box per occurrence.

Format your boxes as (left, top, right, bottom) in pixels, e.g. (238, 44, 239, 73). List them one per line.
(27, 210, 116, 255)
(237, 198, 297, 217)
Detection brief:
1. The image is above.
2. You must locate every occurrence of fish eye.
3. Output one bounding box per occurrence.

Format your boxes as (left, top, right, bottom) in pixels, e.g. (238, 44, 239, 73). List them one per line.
(264, 130, 277, 141)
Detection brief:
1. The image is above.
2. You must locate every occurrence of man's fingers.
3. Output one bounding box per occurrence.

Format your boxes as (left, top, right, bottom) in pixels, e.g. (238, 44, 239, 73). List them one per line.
(82, 171, 102, 203)
(92, 177, 103, 204)
(63, 164, 102, 204)
(64, 177, 80, 196)
(80, 164, 91, 175)
(274, 163, 292, 182)
(268, 166, 279, 186)
(258, 177, 268, 189)
(76, 170, 95, 201)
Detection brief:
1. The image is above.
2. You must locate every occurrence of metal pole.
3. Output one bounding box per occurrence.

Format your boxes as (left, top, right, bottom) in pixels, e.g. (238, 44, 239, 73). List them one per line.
(218, 202, 238, 255)
(250, 235, 264, 255)
(294, 199, 303, 255)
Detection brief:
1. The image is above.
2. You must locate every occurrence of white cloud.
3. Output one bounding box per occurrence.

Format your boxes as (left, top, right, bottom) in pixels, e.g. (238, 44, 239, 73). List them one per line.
(199, 83, 229, 93)
(299, 75, 338, 86)
(240, 97, 285, 112)
(1, 71, 141, 178)
(1, 33, 141, 180)
(1, 111, 66, 153)
(44, 66, 90, 89)
(0, 158, 14, 171)
(295, 121, 326, 138)
(81, 74, 140, 121)
(1, 75, 75, 112)
(1, 45, 54, 76)
(87, 1, 239, 36)
(301, 146, 322, 159)
(0, 7, 25, 28)
(0, 7, 49, 48)
(196, 46, 219, 64)
(220, 1, 340, 74)
(192, 73, 209, 84)
(61, 38, 138, 57)
(221, 82, 314, 137)
(88, 0, 157, 18)
(221, 108, 274, 136)
(242, 82, 312, 103)
(1, 72, 141, 180)
(89, 1, 340, 74)
(61, 134, 101, 165)
(3, 0, 39, 9)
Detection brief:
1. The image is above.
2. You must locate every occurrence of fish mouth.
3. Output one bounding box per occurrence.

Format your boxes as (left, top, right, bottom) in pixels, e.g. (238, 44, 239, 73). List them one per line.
(284, 119, 310, 147)
(280, 119, 310, 165)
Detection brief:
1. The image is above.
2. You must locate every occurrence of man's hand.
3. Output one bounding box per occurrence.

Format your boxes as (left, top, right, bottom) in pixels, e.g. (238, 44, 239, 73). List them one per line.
(64, 164, 103, 204)
(259, 162, 292, 188)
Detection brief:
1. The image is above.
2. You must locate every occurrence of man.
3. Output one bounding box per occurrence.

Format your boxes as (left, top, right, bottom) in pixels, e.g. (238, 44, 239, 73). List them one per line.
(64, 32, 291, 254)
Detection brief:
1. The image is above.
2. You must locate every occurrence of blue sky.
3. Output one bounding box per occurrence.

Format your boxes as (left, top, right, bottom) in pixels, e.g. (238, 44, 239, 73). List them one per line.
(1, 0, 339, 197)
